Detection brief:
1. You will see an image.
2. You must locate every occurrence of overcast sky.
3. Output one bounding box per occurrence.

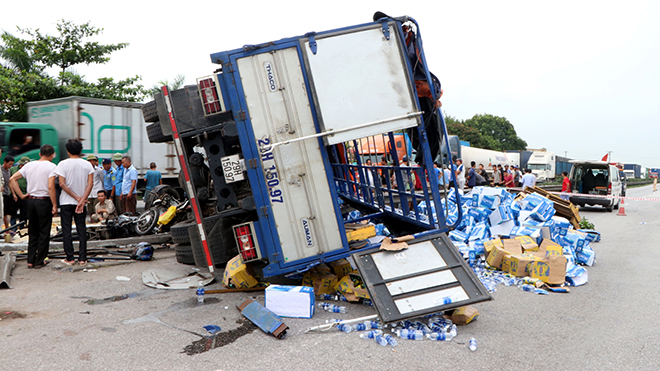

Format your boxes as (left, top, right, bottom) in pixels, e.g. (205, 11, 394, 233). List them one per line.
(2, 1, 658, 168)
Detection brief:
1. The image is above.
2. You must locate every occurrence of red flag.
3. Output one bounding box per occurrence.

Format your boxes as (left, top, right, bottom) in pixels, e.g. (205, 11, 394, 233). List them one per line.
(601, 154, 608, 162)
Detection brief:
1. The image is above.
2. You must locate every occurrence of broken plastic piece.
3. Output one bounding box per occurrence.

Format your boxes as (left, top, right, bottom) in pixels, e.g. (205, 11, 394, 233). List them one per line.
(236, 298, 288, 339)
(203, 325, 222, 334)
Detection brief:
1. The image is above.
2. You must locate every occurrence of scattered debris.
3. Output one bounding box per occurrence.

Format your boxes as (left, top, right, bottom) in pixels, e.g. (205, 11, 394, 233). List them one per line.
(182, 321, 257, 356)
(202, 325, 222, 334)
(1, 252, 17, 289)
(236, 298, 288, 339)
(142, 269, 213, 289)
(116, 276, 131, 281)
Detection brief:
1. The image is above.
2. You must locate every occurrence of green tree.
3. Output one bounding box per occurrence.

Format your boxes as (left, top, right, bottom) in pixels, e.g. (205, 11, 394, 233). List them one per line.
(444, 113, 497, 149)
(149, 74, 186, 97)
(463, 113, 527, 151)
(0, 20, 146, 121)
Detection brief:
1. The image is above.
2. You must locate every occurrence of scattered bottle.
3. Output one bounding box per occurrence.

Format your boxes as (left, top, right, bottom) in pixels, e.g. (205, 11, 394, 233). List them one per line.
(384, 334, 398, 347)
(520, 284, 535, 293)
(449, 324, 458, 338)
(359, 330, 383, 339)
(317, 302, 346, 313)
(469, 338, 477, 351)
(374, 334, 388, 346)
(362, 299, 373, 306)
(336, 323, 353, 333)
(318, 294, 338, 301)
(394, 328, 424, 340)
(534, 288, 549, 295)
(325, 319, 342, 324)
(355, 323, 368, 331)
(196, 281, 205, 305)
(364, 320, 383, 329)
(427, 332, 453, 341)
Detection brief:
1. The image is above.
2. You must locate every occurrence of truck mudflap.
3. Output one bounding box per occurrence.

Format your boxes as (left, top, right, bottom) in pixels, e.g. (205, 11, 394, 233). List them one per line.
(352, 233, 492, 324)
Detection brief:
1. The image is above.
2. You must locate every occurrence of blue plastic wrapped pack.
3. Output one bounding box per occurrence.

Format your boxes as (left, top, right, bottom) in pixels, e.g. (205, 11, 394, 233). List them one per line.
(374, 223, 391, 236)
(576, 243, 595, 266)
(468, 207, 493, 223)
(566, 265, 588, 286)
(578, 229, 601, 243)
(561, 230, 587, 253)
(528, 201, 556, 222)
(468, 222, 489, 241)
(449, 229, 469, 243)
(489, 205, 513, 226)
(453, 241, 470, 257)
(510, 226, 541, 239)
(468, 240, 486, 256)
(473, 194, 501, 209)
(521, 193, 549, 211)
(346, 210, 362, 222)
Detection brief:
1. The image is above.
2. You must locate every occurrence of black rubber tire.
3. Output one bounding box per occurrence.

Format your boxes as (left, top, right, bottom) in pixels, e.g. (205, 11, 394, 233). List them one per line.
(142, 100, 159, 122)
(606, 205, 613, 212)
(189, 214, 240, 268)
(147, 122, 173, 143)
(144, 184, 180, 210)
(135, 208, 159, 235)
(170, 219, 194, 244)
(175, 244, 195, 265)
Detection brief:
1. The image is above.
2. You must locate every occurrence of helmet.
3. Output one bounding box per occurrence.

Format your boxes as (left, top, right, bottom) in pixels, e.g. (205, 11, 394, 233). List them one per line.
(131, 242, 154, 260)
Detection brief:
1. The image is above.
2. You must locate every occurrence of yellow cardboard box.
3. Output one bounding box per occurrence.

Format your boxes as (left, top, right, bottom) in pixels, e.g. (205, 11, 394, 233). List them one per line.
(334, 273, 371, 301)
(508, 253, 543, 277)
(302, 270, 338, 295)
(515, 236, 538, 252)
(486, 246, 507, 269)
(222, 255, 259, 288)
(345, 224, 376, 242)
(328, 259, 353, 279)
(529, 255, 567, 284)
(539, 239, 563, 257)
(484, 238, 504, 257)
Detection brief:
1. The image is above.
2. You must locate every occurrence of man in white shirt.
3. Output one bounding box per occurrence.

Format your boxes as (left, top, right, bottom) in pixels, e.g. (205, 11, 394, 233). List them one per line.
(56, 139, 94, 266)
(455, 158, 466, 189)
(521, 168, 537, 191)
(86, 155, 105, 214)
(9, 145, 57, 269)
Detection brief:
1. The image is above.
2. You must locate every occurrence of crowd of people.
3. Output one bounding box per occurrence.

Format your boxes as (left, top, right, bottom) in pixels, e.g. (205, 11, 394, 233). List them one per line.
(1, 141, 162, 269)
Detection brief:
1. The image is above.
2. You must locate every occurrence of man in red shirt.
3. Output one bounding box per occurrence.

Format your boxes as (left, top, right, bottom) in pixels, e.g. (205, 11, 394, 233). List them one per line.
(561, 171, 571, 201)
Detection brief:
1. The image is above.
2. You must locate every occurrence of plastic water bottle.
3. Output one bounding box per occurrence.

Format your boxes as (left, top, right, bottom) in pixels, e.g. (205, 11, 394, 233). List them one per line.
(196, 281, 205, 304)
(359, 330, 383, 339)
(384, 334, 398, 347)
(534, 288, 550, 295)
(354, 323, 368, 331)
(364, 320, 383, 329)
(449, 324, 458, 337)
(318, 302, 346, 313)
(318, 294, 338, 301)
(325, 319, 343, 324)
(336, 323, 353, 333)
(374, 334, 388, 346)
(427, 332, 453, 341)
(395, 328, 424, 340)
(469, 338, 477, 351)
(362, 299, 373, 306)
(520, 284, 535, 292)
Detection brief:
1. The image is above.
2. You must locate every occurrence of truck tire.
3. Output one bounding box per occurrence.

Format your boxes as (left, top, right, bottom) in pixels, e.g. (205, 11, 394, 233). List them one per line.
(142, 100, 159, 122)
(189, 214, 239, 268)
(147, 122, 173, 143)
(170, 219, 194, 244)
(144, 184, 180, 210)
(175, 244, 195, 265)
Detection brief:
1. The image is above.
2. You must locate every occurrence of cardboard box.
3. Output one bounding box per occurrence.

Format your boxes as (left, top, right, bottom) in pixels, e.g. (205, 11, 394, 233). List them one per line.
(539, 239, 563, 257)
(501, 254, 513, 273)
(265, 285, 315, 318)
(489, 205, 513, 225)
(483, 238, 504, 257)
(490, 220, 515, 237)
(502, 239, 523, 255)
(515, 236, 538, 252)
(328, 259, 353, 278)
(223, 255, 259, 289)
(508, 253, 542, 277)
(302, 270, 338, 295)
(529, 255, 567, 284)
(449, 305, 480, 325)
(486, 246, 507, 269)
(345, 224, 376, 242)
(334, 273, 370, 301)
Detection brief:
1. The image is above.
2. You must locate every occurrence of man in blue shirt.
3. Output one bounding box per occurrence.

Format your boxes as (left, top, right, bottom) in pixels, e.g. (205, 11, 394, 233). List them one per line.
(110, 152, 124, 215)
(144, 162, 162, 200)
(121, 155, 138, 215)
(466, 161, 477, 188)
(102, 158, 114, 198)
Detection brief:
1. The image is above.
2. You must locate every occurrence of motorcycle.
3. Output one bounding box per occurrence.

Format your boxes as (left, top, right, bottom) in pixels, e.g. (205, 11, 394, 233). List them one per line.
(135, 193, 190, 235)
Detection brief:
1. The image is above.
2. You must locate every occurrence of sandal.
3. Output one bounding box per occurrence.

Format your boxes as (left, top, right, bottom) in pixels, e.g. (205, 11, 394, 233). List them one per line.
(27, 263, 34, 269)
(61, 259, 76, 266)
(34, 260, 50, 269)
(79, 261, 87, 267)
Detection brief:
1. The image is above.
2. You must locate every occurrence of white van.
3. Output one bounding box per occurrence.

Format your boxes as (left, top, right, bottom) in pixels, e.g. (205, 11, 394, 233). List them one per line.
(568, 161, 622, 212)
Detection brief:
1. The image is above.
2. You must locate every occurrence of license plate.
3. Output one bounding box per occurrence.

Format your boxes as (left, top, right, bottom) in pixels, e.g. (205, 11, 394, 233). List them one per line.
(221, 155, 244, 183)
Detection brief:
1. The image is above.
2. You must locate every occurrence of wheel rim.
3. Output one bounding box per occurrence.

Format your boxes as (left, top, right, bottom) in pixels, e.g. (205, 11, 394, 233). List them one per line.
(137, 209, 158, 233)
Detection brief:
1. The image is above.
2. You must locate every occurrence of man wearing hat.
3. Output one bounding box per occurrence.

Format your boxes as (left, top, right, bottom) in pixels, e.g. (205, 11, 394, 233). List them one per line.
(102, 158, 114, 198)
(86, 155, 105, 214)
(10, 156, 30, 222)
(110, 153, 125, 215)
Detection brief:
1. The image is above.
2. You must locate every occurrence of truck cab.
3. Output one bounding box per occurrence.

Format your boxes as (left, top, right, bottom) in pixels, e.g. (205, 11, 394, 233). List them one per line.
(0, 123, 60, 163)
(528, 151, 555, 182)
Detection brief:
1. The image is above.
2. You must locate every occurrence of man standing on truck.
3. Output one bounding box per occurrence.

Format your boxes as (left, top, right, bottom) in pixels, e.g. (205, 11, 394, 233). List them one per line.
(9, 145, 57, 269)
(56, 139, 94, 266)
(110, 153, 124, 215)
(121, 155, 138, 215)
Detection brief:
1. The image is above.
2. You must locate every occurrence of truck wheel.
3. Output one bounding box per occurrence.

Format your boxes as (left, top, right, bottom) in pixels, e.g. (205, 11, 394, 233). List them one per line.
(606, 205, 613, 212)
(136, 208, 159, 235)
(170, 219, 194, 244)
(189, 214, 240, 268)
(175, 244, 195, 265)
(142, 100, 159, 122)
(144, 184, 180, 210)
(147, 122, 173, 143)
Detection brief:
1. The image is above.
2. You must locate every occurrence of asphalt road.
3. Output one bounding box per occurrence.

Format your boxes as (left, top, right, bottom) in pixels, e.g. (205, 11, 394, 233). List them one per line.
(1, 185, 659, 370)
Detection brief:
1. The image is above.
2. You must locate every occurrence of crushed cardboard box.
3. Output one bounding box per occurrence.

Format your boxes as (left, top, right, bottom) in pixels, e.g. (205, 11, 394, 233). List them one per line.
(223, 255, 259, 289)
(302, 268, 338, 295)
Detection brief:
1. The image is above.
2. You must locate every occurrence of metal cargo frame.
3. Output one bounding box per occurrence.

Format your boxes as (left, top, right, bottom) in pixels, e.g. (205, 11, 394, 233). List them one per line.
(201, 17, 462, 277)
